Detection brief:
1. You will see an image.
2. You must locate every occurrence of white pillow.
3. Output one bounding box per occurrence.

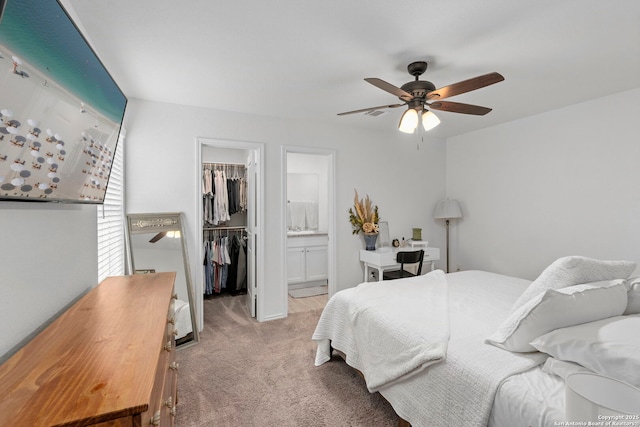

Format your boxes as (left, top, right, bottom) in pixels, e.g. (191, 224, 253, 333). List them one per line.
(486, 282, 628, 352)
(531, 314, 640, 388)
(511, 256, 636, 312)
(624, 276, 640, 315)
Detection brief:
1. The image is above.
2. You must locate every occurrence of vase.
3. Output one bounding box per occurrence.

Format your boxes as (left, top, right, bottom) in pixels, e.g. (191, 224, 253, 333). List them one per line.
(363, 233, 378, 251)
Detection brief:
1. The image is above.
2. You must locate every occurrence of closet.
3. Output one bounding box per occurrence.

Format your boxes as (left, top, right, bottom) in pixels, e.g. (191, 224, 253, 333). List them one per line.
(198, 139, 262, 321)
(202, 162, 248, 297)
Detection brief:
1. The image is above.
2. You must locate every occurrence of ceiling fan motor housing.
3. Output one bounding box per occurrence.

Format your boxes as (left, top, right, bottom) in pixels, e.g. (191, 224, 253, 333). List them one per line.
(400, 80, 436, 106)
(403, 61, 435, 105)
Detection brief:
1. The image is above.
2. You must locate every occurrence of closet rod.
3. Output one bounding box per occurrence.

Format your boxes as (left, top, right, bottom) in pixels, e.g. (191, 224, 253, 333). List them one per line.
(203, 162, 244, 166)
(203, 162, 245, 170)
(203, 226, 247, 231)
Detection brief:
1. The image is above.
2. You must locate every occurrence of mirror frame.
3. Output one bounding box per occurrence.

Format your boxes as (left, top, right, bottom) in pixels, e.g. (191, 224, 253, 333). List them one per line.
(126, 212, 199, 347)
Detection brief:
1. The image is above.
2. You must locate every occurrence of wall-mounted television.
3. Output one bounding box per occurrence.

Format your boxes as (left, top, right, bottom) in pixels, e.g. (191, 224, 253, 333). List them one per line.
(0, 0, 127, 204)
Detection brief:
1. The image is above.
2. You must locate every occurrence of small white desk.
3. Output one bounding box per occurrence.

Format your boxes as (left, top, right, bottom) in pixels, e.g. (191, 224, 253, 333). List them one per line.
(359, 247, 440, 282)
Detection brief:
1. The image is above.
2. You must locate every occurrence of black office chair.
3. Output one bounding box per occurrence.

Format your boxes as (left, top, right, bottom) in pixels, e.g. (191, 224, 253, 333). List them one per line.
(382, 250, 425, 280)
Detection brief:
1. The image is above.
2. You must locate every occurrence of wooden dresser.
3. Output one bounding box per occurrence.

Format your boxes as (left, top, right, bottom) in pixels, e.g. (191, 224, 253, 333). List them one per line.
(0, 272, 179, 427)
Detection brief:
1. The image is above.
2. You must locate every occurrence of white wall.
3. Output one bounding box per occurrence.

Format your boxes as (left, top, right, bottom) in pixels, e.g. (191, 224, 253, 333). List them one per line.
(447, 88, 640, 280)
(0, 202, 98, 361)
(123, 99, 447, 320)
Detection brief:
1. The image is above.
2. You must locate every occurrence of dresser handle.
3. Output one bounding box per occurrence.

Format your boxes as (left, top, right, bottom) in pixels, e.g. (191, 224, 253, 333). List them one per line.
(164, 341, 172, 352)
(164, 396, 176, 417)
(169, 361, 180, 371)
(149, 411, 161, 426)
(165, 395, 177, 416)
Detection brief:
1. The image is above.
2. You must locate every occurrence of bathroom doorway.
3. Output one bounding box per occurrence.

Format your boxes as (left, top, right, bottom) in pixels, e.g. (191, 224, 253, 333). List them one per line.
(282, 147, 336, 314)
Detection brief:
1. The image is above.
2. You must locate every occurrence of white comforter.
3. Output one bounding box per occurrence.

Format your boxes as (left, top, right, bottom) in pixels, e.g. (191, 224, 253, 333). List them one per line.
(314, 270, 449, 391)
(174, 299, 193, 339)
(313, 270, 548, 427)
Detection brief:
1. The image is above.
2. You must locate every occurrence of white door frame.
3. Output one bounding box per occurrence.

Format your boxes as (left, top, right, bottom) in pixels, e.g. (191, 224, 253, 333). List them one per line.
(196, 137, 266, 325)
(281, 146, 337, 311)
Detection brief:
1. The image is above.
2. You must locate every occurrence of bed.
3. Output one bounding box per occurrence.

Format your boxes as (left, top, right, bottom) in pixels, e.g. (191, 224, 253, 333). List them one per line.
(312, 256, 639, 427)
(174, 298, 193, 341)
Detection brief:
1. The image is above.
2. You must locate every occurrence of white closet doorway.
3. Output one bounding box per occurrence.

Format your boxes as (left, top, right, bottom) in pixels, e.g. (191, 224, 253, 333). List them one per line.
(282, 147, 336, 313)
(197, 138, 265, 324)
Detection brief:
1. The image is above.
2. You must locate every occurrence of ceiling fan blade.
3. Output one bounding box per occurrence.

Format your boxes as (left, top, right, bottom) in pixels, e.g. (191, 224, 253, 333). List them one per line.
(429, 101, 493, 116)
(426, 72, 504, 100)
(365, 78, 413, 101)
(149, 231, 167, 243)
(337, 103, 405, 116)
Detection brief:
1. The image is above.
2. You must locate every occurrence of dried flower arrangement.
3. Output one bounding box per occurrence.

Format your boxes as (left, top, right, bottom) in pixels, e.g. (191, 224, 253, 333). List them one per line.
(348, 189, 379, 235)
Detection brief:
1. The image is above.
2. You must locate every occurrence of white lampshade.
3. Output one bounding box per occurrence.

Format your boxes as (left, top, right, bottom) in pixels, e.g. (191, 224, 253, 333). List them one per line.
(398, 108, 419, 133)
(422, 110, 440, 131)
(433, 199, 462, 219)
(566, 373, 640, 422)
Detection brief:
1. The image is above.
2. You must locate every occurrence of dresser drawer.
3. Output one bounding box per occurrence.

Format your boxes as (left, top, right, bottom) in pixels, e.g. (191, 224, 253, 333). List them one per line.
(141, 339, 170, 425)
(131, 282, 176, 427)
(360, 248, 396, 266)
(160, 373, 176, 427)
(423, 249, 438, 261)
(378, 251, 398, 265)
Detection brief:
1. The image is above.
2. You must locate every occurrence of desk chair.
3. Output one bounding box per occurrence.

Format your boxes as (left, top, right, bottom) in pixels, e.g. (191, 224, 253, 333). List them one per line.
(382, 250, 425, 280)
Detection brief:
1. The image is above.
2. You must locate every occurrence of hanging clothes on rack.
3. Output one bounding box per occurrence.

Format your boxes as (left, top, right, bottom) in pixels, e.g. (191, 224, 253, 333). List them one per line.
(214, 169, 230, 224)
(202, 163, 247, 226)
(202, 227, 247, 296)
(203, 165, 214, 226)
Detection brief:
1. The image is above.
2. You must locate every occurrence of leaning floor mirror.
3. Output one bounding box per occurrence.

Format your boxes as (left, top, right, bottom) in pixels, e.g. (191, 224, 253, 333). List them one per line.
(126, 212, 199, 348)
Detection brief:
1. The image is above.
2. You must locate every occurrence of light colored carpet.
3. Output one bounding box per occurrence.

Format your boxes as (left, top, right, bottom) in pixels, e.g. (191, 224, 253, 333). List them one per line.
(288, 285, 328, 298)
(174, 295, 397, 426)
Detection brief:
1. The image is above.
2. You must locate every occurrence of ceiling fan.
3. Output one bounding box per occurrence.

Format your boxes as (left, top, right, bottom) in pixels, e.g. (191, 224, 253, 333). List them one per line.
(149, 232, 167, 243)
(338, 61, 504, 133)
(148, 230, 180, 243)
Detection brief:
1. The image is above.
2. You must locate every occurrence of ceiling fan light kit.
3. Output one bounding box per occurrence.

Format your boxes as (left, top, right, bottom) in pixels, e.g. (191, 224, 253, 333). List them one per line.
(398, 108, 419, 133)
(421, 110, 440, 131)
(398, 108, 440, 133)
(338, 61, 504, 133)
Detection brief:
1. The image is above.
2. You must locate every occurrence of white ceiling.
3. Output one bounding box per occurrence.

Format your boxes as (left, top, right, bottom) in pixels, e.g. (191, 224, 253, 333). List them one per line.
(64, 0, 640, 138)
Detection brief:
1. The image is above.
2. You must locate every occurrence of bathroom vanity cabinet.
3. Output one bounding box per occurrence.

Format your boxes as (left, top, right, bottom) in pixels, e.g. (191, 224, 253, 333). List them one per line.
(287, 233, 328, 286)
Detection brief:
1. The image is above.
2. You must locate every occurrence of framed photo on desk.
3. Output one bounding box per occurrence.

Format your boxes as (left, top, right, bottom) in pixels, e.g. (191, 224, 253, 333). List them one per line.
(378, 221, 390, 247)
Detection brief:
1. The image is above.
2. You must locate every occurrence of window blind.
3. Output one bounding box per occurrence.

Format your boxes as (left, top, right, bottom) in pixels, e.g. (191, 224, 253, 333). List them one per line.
(97, 135, 125, 283)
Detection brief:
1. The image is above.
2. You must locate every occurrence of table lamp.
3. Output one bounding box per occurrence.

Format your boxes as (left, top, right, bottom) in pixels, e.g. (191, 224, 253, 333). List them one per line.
(433, 199, 462, 273)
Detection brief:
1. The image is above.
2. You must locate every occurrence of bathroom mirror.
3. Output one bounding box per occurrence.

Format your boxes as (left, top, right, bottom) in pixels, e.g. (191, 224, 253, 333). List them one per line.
(126, 212, 199, 347)
(287, 173, 319, 231)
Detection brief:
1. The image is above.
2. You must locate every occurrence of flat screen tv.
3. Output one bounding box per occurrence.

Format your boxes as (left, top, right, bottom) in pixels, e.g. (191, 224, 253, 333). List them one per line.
(0, 0, 127, 204)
